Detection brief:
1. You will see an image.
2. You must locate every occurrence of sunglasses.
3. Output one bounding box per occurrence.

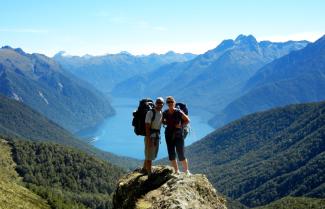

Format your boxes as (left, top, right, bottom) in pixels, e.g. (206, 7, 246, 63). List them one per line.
(156, 102, 164, 105)
(167, 101, 174, 104)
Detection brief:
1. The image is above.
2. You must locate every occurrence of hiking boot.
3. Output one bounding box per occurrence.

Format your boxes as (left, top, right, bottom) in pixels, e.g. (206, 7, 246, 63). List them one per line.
(185, 170, 192, 176)
(174, 170, 180, 175)
(148, 171, 154, 179)
(140, 168, 148, 174)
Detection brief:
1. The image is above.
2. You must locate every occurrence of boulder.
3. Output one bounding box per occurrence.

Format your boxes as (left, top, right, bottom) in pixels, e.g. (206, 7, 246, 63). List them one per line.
(113, 165, 227, 209)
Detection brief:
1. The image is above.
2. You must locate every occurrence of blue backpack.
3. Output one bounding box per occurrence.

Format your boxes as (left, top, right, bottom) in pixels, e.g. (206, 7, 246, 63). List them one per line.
(175, 102, 189, 139)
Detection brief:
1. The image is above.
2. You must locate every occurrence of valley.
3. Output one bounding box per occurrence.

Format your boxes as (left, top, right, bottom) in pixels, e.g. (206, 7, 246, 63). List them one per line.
(77, 97, 214, 159)
(1, 31, 324, 209)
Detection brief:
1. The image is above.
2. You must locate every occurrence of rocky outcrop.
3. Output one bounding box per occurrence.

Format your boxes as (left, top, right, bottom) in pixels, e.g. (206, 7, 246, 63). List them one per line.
(113, 165, 227, 209)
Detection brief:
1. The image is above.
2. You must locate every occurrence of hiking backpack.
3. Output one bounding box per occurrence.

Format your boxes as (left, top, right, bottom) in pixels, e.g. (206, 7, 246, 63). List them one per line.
(175, 103, 188, 116)
(132, 98, 155, 136)
(175, 102, 190, 139)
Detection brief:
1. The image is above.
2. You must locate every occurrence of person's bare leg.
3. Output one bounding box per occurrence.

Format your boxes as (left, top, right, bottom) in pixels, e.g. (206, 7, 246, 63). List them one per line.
(147, 160, 152, 174)
(181, 159, 189, 172)
(170, 160, 179, 173)
(144, 136, 151, 173)
(142, 160, 146, 170)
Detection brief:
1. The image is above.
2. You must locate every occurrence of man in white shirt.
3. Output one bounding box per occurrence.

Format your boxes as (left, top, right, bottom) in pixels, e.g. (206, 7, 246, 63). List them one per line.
(142, 97, 164, 174)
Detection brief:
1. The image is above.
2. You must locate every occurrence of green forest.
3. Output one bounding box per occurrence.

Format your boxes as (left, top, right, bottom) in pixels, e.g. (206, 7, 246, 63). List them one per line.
(257, 196, 325, 209)
(8, 139, 124, 209)
(184, 101, 325, 207)
(0, 94, 140, 170)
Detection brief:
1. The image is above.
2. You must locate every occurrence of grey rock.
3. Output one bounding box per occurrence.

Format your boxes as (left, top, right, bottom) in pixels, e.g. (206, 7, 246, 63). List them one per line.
(113, 165, 227, 209)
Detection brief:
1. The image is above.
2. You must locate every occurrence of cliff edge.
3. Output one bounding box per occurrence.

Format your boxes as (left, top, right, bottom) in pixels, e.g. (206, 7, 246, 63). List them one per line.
(113, 165, 227, 209)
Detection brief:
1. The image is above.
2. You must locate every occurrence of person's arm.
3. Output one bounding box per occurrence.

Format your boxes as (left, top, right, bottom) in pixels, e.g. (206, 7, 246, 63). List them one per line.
(145, 123, 151, 138)
(181, 111, 190, 126)
(175, 110, 189, 128)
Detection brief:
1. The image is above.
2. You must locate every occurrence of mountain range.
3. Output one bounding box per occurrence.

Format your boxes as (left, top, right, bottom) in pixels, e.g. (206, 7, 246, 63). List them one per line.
(2, 91, 324, 208)
(112, 35, 308, 116)
(54, 50, 196, 94)
(0, 46, 115, 132)
(209, 34, 325, 127)
(184, 101, 325, 207)
(1, 34, 324, 209)
(0, 93, 127, 208)
(0, 94, 140, 169)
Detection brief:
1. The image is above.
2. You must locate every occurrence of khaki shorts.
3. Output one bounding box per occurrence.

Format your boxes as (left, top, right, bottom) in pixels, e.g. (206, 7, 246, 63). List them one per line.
(144, 133, 160, 160)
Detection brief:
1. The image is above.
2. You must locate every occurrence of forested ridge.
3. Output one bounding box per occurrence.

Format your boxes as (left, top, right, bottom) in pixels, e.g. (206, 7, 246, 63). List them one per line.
(0, 139, 50, 209)
(185, 101, 325, 207)
(257, 196, 325, 209)
(0, 94, 141, 170)
(7, 139, 124, 209)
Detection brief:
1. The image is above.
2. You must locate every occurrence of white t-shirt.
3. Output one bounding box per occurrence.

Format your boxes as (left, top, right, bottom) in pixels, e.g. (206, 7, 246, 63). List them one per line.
(145, 109, 162, 130)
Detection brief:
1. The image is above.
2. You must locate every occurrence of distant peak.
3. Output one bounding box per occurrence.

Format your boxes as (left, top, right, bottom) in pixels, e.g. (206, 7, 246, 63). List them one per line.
(316, 34, 325, 43)
(165, 50, 176, 55)
(118, 51, 132, 56)
(216, 39, 235, 51)
(54, 51, 67, 57)
(1, 46, 27, 55)
(211, 35, 259, 54)
(306, 34, 325, 49)
(14, 48, 26, 55)
(148, 52, 158, 56)
(235, 34, 257, 43)
(82, 54, 93, 59)
(1, 45, 14, 50)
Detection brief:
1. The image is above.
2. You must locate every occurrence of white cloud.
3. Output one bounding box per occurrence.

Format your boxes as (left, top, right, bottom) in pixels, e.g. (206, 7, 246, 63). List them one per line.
(258, 32, 324, 42)
(0, 28, 48, 33)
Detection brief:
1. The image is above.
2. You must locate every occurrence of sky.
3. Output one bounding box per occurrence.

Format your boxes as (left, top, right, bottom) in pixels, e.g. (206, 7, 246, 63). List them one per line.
(1, 0, 325, 56)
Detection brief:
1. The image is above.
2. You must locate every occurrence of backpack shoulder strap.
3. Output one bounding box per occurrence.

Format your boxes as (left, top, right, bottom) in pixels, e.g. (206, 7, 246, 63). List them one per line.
(151, 109, 156, 123)
(162, 110, 168, 119)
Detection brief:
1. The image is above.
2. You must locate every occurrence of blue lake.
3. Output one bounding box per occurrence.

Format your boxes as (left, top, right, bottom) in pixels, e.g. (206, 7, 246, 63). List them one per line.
(78, 98, 214, 160)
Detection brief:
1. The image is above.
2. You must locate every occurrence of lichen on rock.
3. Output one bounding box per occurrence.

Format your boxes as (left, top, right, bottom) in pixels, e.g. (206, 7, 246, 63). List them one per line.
(113, 165, 227, 209)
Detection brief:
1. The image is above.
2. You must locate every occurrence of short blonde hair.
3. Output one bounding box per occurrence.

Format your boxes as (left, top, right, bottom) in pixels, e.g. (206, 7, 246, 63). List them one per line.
(166, 96, 175, 103)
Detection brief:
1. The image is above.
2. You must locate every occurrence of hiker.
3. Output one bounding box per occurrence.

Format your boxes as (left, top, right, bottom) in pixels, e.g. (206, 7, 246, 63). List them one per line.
(163, 96, 191, 175)
(142, 97, 164, 174)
